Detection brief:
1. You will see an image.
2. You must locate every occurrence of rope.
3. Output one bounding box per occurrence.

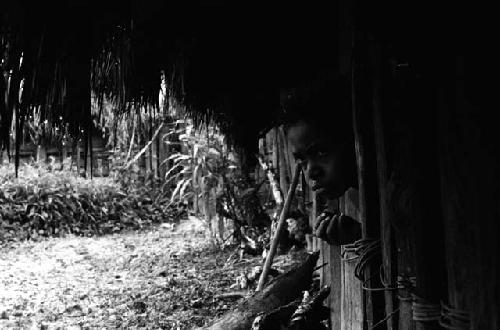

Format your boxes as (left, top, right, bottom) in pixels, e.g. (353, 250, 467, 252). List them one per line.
(369, 295, 468, 329)
(341, 239, 376, 262)
(343, 240, 417, 295)
(341, 238, 381, 281)
(341, 238, 376, 256)
(362, 272, 394, 292)
(370, 308, 401, 330)
(341, 239, 445, 327)
(370, 265, 413, 292)
(411, 294, 441, 322)
(355, 239, 381, 281)
(396, 275, 416, 302)
(439, 302, 471, 329)
(359, 261, 414, 293)
(341, 247, 359, 261)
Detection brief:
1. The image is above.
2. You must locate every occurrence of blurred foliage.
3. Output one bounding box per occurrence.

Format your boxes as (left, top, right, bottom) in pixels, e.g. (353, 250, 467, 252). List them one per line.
(164, 121, 228, 207)
(161, 121, 271, 245)
(0, 161, 176, 246)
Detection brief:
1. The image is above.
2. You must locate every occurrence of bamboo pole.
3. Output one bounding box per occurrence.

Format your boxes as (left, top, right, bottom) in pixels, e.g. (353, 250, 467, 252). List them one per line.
(126, 113, 137, 162)
(122, 122, 165, 170)
(257, 163, 302, 291)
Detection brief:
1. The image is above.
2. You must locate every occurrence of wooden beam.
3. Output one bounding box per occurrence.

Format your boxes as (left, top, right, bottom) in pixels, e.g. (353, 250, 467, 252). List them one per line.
(351, 32, 385, 329)
(340, 188, 362, 330)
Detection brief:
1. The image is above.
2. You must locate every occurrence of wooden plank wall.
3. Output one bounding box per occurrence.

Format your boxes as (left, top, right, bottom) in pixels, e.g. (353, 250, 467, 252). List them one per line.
(258, 2, 499, 330)
(369, 52, 499, 330)
(345, 5, 499, 329)
(351, 32, 450, 330)
(437, 58, 500, 329)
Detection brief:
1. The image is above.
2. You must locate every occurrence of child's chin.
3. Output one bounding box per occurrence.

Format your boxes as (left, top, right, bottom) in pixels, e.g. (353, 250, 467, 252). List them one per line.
(315, 187, 335, 199)
(316, 188, 343, 200)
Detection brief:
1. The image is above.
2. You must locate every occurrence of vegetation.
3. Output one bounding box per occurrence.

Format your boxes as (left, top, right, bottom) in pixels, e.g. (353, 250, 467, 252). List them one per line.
(0, 161, 174, 246)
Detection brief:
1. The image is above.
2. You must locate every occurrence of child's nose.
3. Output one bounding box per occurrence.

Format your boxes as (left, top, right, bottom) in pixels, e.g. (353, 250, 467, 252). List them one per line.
(306, 162, 322, 181)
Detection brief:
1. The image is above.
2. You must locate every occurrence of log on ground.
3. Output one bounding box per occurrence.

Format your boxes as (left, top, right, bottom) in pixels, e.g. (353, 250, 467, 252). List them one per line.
(200, 251, 320, 330)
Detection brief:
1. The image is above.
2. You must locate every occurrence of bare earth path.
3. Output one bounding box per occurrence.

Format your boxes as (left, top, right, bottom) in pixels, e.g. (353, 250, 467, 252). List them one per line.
(0, 217, 251, 329)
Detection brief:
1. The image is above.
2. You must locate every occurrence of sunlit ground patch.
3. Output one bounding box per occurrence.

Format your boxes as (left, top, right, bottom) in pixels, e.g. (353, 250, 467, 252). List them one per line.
(0, 216, 304, 329)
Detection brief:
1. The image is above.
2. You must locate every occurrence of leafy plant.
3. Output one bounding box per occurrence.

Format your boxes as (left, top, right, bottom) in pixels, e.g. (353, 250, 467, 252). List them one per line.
(158, 119, 271, 249)
(162, 121, 226, 209)
(0, 161, 176, 246)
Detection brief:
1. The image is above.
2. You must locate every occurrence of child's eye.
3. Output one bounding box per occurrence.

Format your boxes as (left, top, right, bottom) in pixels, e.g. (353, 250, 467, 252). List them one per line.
(307, 143, 328, 158)
(316, 150, 327, 157)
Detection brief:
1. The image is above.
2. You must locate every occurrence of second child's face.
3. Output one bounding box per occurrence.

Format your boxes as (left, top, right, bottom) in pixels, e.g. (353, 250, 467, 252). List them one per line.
(288, 120, 356, 199)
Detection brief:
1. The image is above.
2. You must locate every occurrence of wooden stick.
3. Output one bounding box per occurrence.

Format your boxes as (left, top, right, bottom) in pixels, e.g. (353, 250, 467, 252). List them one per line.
(257, 163, 302, 291)
(122, 121, 165, 170)
(125, 114, 137, 162)
(214, 291, 247, 300)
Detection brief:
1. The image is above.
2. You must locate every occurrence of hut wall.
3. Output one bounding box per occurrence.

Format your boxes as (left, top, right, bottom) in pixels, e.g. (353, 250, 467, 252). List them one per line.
(362, 52, 499, 330)
(342, 5, 498, 329)
(348, 33, 453, 330)
(437, 58, 499, 329)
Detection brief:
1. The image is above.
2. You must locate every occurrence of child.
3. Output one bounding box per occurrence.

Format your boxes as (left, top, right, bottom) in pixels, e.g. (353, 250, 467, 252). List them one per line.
(282, 76, 361, 246)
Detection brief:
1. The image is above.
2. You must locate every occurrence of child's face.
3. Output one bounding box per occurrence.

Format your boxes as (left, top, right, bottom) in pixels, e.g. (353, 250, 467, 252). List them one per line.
(288, 120, 356, 199)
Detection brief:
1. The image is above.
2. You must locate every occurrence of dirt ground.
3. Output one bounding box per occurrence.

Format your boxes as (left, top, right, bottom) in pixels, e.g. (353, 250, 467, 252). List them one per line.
(0, 217, 305, 329)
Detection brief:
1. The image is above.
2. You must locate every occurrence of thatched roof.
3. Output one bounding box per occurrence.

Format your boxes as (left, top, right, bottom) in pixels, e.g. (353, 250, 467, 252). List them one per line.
(1, 1, 340, 159)
(2, 0, 482, 162)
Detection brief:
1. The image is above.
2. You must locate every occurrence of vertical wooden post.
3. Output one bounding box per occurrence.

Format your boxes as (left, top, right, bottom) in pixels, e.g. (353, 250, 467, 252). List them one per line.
(278, 126, 292, 192)
(37, 145, 47, 163)
(438, 57, 500, 329)
(145, 118, 151, 176)
(405, 73, 447, 330)
(152, 126, 158, 179)
(372, 64, 398, 330)
(158, 123, 169, 180)
(145, 143, 151, 174)
(148, 112, 154, 176)
(340, 188, 363, 330)
(76, 141, 81, 175)
(192, 139, 199, 215)
(351, 34, 385, 329)
(271, 128, 279, 180)
(86, 135, 92, 178)
(372, 42, 448, 330)
(61, 145, 67, 170)
(277, 129, 286, 196)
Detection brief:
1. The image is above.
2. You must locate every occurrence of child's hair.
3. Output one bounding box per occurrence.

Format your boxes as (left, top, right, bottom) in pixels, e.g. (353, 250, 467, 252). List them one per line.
(280, 75, 353, 142)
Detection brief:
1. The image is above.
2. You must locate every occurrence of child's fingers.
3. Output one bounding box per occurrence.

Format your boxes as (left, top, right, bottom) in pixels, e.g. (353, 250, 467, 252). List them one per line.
(315, 217, 330, 239)
(313, 212, 328, 231)
(325, 214, 340, 244)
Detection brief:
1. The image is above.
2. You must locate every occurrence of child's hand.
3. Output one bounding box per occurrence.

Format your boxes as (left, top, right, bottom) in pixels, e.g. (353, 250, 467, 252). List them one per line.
(314, 212, 361, 245)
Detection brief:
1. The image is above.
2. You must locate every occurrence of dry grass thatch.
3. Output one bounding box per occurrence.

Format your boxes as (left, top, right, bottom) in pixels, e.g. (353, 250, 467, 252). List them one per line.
(1, 1, 342, 173)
